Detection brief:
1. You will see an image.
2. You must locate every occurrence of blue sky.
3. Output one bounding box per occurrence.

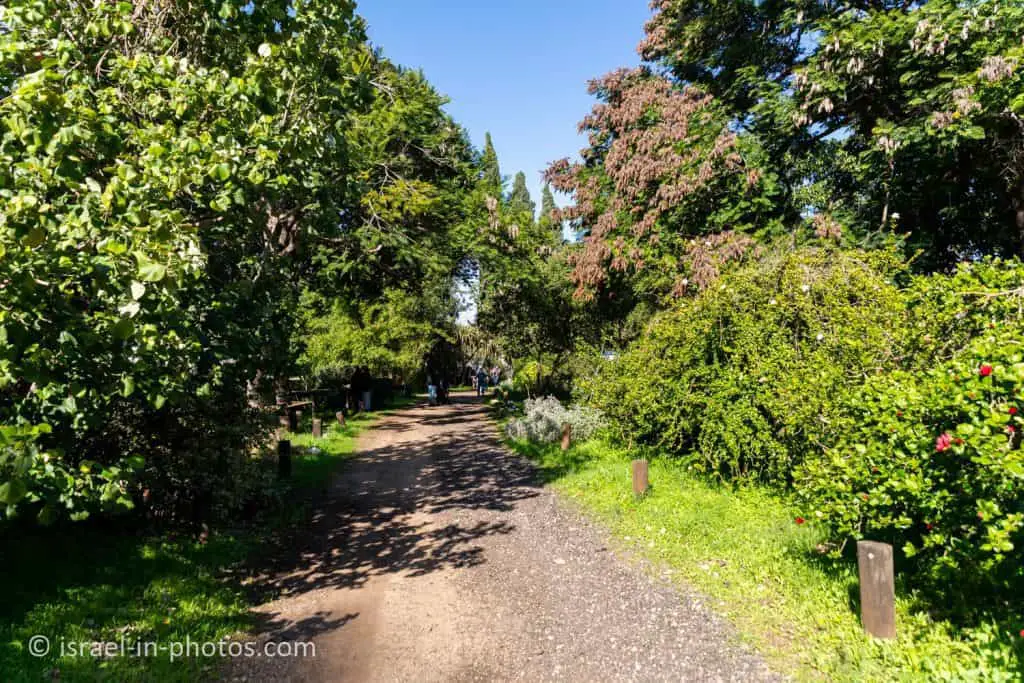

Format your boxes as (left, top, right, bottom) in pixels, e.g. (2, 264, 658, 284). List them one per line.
(357, 0, 652, 213)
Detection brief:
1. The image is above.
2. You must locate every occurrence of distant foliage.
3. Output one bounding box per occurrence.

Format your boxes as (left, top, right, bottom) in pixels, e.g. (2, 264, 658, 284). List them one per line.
(505, 396, 606, 444)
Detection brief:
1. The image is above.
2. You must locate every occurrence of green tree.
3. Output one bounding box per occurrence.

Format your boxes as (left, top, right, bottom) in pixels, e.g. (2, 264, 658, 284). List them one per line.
(480, 132, 503, 194)
(508, 172, 536, 218)
(539, 183, 558, 231)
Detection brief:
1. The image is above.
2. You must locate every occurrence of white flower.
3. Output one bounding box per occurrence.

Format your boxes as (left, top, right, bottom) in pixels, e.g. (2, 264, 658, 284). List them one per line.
(816, 333, 824, 342)
(769, 298, 777, 305)
(257, 43, 272, 58)
(801, 284, 810, 293)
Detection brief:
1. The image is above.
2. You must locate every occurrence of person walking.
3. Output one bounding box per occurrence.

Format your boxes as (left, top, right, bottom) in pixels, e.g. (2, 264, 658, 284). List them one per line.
(475, 366, 488, 397)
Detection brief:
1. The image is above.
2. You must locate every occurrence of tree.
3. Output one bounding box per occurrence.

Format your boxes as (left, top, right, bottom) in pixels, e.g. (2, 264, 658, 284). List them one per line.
(508, 172, 536, 217)
(0, 0, 477, 523)
(640, 0, 1024, 265)
(540, 184, 558, 231)
(480, 132, 503, 194)
(545, 68, 784, 301)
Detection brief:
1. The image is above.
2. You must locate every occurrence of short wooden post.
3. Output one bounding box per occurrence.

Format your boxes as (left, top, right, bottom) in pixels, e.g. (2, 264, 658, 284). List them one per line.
(287, 408, 298, 432)
(857, 540, 896, 639)
(277, 439, 292, 479)
(561, 423, 572, 451)
(312, 418, 322, 438)
(295, 409, 303, 427)
(631, 459, 649, 496)
(336, 410, 346, 427)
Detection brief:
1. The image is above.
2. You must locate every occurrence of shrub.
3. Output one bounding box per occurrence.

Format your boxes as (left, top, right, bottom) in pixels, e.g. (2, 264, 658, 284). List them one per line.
(505, 396, 606, 444)
(581, 246, 909, 483)
(796, 319, 1024, 615)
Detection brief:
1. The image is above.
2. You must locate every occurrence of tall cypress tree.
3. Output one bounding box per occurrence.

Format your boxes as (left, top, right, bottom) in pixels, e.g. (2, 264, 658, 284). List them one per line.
(508, 171, 535, 217)
(481, 132, 502, 193)
(540, 183, 556, 222)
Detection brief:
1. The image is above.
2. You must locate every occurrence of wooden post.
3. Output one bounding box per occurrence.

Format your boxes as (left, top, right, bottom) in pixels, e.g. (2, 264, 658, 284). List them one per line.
(561, 423, 572, 451)
(312, 418, 322, 438)
(336, 410, 346, 428)
(295, 409, 303, 428)
(278, 414, 289, 438)
(631, 459, 649, 496)
(287, 408, 298, 432)
(277, 439, 292, 479)
(857, 540, 896, 639)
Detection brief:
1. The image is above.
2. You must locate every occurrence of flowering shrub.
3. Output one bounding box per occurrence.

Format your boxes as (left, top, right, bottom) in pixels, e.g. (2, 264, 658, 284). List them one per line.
(796, 329, 1024, 609)
(505, 396, 606, 444)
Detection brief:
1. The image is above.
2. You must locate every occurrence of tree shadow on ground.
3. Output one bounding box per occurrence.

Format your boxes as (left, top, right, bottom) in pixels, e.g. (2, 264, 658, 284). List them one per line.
(241, 396, 541, 642)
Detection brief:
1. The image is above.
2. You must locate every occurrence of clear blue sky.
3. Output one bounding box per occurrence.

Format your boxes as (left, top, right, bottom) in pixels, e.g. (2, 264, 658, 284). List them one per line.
(357, 0, 651, 213)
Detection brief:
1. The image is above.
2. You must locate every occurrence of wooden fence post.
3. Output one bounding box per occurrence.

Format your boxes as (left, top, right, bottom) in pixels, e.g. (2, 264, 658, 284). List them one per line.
(857, 540, 896, 639)
(631, 459, 649, 496)
(277, 439, 292, 479)
(561, 423, 572, 451)
(312, 418, 322, 438)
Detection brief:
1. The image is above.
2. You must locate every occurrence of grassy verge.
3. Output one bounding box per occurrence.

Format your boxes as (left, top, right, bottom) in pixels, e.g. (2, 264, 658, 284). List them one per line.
(0, 398, 413, 682)
(506, 437, 1023, 681)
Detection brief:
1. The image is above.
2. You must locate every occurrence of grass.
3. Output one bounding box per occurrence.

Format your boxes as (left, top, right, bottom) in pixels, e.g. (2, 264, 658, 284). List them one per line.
(0, 398, 412, 682)
(506, 437, 1024, 681)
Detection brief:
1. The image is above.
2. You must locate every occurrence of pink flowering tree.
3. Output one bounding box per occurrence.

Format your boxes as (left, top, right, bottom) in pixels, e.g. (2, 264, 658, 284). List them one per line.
(545, 67, 783, 301)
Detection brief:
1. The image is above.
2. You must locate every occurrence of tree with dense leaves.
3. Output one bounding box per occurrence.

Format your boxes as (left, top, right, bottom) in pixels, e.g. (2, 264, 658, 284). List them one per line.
(640, 0, 1024, 265)
(480, 132, 503, 194)
(0, 0, 476, 524)
(508, 172, 536, 218)
(539, 183, 559, 232)
(546, 67, 783, 300)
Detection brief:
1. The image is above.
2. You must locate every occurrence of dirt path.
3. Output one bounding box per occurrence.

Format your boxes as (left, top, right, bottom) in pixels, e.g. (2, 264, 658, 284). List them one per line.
(229, 392, 777, 682)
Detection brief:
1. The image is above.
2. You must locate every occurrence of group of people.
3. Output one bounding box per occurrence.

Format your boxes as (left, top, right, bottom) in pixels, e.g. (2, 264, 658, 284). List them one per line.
(425, 364, 502, 405)
(470, 365, 501, 396)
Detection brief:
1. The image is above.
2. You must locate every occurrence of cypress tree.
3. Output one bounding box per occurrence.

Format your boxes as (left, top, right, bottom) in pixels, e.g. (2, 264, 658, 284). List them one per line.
(481, 132, 502, 192)
(508, 171, 535, 217)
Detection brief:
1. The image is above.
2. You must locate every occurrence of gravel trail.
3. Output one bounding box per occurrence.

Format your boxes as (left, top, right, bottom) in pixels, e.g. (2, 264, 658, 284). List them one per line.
(228, 392, 778, 682)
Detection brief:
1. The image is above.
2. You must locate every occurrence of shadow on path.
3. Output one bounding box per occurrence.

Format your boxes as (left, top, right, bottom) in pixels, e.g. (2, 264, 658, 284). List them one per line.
(242, 394, 538, 641)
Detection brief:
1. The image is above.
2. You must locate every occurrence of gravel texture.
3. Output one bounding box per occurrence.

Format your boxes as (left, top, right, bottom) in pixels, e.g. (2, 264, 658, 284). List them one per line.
(226, 392, 780, 682)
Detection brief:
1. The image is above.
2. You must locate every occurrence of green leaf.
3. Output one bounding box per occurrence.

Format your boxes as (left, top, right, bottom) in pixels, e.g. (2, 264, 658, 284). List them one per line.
(112, 318, 135, 340)
(0, 480, 27, 505)
(130, 281, 146, 300)
(211, 163, 231, 182)
(138, 260, 167, 282)
(121, 375, 136, 397)
(23, 227, 45, 248)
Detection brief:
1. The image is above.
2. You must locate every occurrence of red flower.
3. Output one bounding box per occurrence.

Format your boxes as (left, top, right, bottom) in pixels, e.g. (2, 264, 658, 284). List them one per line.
(935, 433, 953, 452)
(925, 523, 933, 531)
(1008, 425, 1017, 434)
(795, 517, 806, 525)
(954, 437, 964, 445)
(861, 493, 870, 501)
(895, 410, 903, 417)
(1010, 407, 1018, 415)
(1020, 629, 1024, 638)
(980, 364, 994, 377)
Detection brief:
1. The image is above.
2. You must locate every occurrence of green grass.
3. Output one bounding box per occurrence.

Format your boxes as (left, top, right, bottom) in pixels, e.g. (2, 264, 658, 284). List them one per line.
(0, 399, 409, 682)
(507, 438, 1024, 681)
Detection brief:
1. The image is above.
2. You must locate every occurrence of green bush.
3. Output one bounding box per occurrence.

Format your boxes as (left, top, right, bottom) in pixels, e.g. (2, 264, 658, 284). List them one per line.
(583, 246, 908, 483)
(796, 320, 1024, 615)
